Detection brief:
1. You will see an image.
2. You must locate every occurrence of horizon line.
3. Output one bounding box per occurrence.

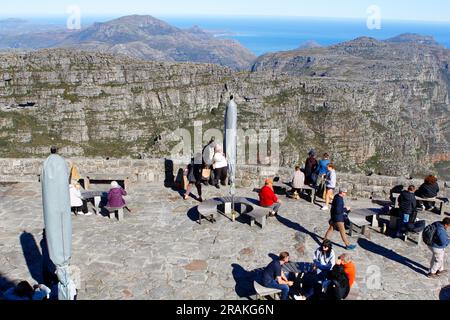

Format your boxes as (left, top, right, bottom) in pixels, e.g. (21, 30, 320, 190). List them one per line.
(1, 14, 450, 24)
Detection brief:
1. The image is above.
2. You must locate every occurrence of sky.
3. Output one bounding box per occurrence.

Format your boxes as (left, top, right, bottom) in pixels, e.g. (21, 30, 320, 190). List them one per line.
(0, 0, 450, 22)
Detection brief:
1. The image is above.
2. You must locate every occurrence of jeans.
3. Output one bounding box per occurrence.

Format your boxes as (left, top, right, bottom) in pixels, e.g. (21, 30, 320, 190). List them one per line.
(397, 212, 410, 233)
(266, 279, 289, 300)
(264, 202, 281, 213)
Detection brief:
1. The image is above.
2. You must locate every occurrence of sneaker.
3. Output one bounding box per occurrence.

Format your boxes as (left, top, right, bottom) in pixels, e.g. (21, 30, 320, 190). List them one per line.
(215, 185, 220, 189)
(419, 204, 426, 211)
(293, 295, 306, 300)
(346, 244, 357, 251)
(321, 206, 329, 211)
(84, 211, 93, 216)
(427, 273, 439, 279)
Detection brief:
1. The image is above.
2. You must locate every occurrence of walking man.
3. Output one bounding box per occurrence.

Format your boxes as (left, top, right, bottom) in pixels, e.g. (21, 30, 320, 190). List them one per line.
(427, 218, 450, 278)
(324, 187, 357, 250)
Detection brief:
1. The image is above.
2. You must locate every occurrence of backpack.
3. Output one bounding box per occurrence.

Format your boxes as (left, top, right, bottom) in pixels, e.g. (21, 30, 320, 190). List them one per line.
(422, 222, 438, 246)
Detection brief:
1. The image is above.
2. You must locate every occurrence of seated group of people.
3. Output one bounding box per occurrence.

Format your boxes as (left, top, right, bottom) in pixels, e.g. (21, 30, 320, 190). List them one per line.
(395, 175, 445, 238)
(69, 180, 129, 216)
(261, 242, 356, 300)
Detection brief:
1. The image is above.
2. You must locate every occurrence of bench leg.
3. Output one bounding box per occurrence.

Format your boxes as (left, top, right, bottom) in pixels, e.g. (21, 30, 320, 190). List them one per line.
(311, 190, 315, 203)
(258, 216, 266, 228)
(250, 217, 255, 227)
(94, 196, 101, 215)
(372, 214, 379, 228)
(117, 208, 124, 221)
(349, 223, 354, 237)
(439, 203, 444, 217)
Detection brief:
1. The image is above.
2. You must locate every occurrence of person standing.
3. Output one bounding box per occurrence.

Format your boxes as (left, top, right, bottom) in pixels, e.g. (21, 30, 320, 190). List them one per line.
(184, 154, 203, 202)
(262, 252, 294, 300)
(324, 187, 357, 250)
(396, 185, 417, 238)
(212, 144, 228, 189)
(321, 164, 336, 211)
(304, 149, 318, 186)
(259, 178, 282, 216)
(427, 218, 450, 278)
(202, 137, 216, 185)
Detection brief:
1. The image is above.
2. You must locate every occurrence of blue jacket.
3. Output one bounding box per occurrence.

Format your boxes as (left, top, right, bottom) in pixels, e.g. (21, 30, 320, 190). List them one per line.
(316, 159, 330, 176)
(433, 223, 450, 249)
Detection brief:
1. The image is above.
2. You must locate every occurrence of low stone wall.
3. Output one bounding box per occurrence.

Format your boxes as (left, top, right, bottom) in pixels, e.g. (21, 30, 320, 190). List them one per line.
(0, 158, 448, 199)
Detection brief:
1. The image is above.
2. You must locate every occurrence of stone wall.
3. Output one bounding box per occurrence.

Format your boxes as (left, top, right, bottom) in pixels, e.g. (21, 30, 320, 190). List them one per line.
(0, 158, 448, 199)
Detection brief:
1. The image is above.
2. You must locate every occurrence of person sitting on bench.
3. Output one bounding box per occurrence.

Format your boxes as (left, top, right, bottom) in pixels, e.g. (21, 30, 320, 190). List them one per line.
(415, 175, 439, 211)
(396, 185, 417, 238)
(290, 166, 305, 199)
(107, 181, 131, 212)
(261, 252, 294, 300)
(259, 178, 282, 217)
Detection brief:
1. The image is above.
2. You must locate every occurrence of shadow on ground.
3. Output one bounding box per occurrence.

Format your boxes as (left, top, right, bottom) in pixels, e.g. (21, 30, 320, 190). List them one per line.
(275, 214, 323, 247)
(357, 238, 428, 275)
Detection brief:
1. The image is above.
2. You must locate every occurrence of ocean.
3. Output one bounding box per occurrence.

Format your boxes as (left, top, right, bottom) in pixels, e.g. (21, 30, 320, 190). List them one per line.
(10, 15, 450, 56)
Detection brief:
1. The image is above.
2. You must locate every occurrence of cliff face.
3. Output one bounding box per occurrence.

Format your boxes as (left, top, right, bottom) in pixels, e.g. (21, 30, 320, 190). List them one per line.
(0, 37, 449, 179)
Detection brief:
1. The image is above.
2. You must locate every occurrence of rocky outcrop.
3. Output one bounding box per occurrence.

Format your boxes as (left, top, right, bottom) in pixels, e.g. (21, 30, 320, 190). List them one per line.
(0, 36, 449, 179)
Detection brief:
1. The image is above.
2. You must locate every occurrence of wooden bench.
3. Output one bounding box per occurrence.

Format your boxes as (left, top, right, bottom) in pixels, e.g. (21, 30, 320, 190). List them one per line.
(105, 206, 125, 221)
(403, 226, 424, 245)
(254, 281, 281, 300)
(197, 199, 221, 224)
(245, 207, 269, 228)
(82, 174, 130, 191)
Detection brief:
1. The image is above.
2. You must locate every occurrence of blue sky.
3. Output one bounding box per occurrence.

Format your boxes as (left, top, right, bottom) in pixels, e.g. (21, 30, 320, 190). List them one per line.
(1, 0, 449, 22)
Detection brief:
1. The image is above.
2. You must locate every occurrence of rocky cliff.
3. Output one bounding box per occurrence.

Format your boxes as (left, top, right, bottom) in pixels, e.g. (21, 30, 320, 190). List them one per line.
(0, 35, 449, 179)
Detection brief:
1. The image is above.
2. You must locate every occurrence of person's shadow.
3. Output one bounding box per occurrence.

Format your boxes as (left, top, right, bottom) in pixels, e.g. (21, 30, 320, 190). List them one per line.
(275, 214, 323, 247)
(357, 238, 428, 275)
(231, 263, 264, 300)
(440, 285, 450, 300)
(20, 231, 43, 284)
(20, 230, 58, 288)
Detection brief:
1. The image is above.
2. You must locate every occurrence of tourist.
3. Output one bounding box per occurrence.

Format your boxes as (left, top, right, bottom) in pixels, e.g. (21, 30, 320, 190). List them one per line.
(316, 153, 331, 185)
(2, 281, 51, 300)
(212, 144, 228, 189)
(322, 264, 350, 300)
(69, 180, 92, 216)
(396, 185, 417, 238)
(290, 166, 305, 200)
(426, 217, 450, 279)
(313, 240, 336, 278)
(262, 252, 294, 300)
(202, 137, 216, 186)
(321, 164, 336, 211)
(259, 178, 282, 216)
(336, 254, 356, 288)
(324, 187, 357, 250)
(304, 149, 318, 186)
(107, 181, 131, 211)
(184, 154, 203, 202)
(416, 175, 440, 211)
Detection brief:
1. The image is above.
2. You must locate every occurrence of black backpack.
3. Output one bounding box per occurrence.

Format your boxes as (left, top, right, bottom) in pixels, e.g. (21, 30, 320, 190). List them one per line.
(423, 222, 438, 246)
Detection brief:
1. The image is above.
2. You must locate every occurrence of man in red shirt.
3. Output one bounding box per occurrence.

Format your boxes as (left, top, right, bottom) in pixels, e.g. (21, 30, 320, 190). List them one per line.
(259, 178, 282, 216)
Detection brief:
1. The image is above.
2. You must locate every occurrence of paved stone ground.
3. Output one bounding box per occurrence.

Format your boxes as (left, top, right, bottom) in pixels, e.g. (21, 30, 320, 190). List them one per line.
(0, 181, 449, 300)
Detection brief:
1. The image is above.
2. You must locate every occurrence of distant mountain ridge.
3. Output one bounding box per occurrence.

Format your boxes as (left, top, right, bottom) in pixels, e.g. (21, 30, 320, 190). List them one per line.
(0, 15, 256, 70)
